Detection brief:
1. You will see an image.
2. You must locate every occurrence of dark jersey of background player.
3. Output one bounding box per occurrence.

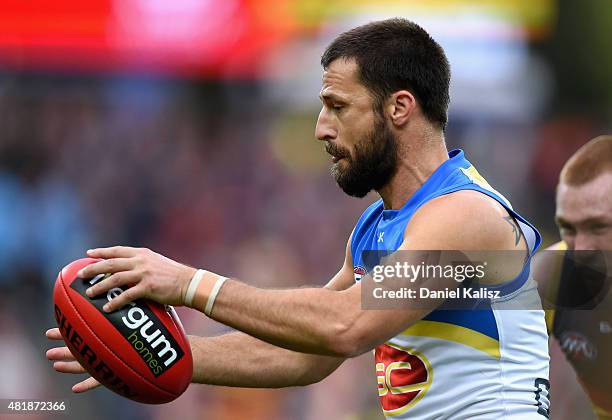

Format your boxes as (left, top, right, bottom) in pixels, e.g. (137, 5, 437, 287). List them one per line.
(543, 136, 612, 419)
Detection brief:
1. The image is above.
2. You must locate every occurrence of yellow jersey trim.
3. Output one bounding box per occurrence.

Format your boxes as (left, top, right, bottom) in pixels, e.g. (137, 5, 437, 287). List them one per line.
(400, 320, 501, 359)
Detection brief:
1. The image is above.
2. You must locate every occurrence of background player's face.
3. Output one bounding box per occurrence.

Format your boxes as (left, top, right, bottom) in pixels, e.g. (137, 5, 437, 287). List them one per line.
(556, 172, 612, 250)
(315, 58, 398, 197)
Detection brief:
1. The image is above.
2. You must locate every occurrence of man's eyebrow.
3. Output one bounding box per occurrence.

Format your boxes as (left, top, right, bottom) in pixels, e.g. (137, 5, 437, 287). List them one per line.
(556, 215, 611, 226)
(319, 91, 348, 103)
(554, 216, 571, 226)
(582, 216, 612, 226)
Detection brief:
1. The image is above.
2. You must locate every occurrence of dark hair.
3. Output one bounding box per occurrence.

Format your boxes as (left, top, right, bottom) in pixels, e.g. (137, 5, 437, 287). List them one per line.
(321, 18, 451, 130)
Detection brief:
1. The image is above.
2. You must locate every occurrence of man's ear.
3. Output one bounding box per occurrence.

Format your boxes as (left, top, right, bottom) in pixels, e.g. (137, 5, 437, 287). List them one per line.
(386, 90, 417, 127)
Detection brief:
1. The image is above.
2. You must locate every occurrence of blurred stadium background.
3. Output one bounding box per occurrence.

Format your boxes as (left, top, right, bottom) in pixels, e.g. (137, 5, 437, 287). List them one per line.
(0, 0, 610, 419)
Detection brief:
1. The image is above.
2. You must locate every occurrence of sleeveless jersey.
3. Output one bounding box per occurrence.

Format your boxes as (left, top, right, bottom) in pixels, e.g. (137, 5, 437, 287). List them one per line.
(546, 241, 612, 418)
(351, 149, 550, 419)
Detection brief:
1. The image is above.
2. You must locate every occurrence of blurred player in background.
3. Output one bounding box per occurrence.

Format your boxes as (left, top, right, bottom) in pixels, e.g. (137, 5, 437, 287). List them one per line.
(47, 18, 551, 419)
(544, 135, 612, 419)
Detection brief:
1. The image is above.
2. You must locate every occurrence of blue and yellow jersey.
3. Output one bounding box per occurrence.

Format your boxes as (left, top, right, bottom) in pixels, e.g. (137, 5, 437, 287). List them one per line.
(351, 149, 550, 419)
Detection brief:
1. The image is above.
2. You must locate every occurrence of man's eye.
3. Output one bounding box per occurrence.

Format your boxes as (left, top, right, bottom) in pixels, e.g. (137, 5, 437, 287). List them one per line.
(332, 104, 344, 111)
(590, 224, 610, 234)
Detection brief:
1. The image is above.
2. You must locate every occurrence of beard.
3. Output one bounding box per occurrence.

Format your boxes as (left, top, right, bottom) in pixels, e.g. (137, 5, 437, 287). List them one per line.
(327, 114, 399, 198)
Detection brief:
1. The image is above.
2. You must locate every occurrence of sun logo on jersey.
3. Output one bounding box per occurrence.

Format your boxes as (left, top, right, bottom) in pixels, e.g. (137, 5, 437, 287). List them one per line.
(354, 266, 366, 282)
(375, 342, 432, 416)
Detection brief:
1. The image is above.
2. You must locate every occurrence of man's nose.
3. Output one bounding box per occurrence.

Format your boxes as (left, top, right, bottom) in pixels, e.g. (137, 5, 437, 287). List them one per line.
(315, 107, 337, 142)
(574, 232, 596, 251)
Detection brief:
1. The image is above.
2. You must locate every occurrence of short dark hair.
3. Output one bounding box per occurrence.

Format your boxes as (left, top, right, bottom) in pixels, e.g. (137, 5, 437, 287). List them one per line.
(321, 18, 451, 130)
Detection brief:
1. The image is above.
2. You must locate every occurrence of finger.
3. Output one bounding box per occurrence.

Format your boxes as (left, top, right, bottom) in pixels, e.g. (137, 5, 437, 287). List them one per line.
(86, 246, 138, 260)
(72, 377, 101, 393)
(53, 361, 87, 374)
(103, 285, 143, 312)
(86, 271, 140, 298)
(45, 328, 62, 340)
(46, 347, 76, 361)
(78, 257, 134, 279)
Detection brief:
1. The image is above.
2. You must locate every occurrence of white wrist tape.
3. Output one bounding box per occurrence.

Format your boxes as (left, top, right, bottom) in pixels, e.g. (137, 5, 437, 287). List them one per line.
(204, 275, 227, 316)
(184, 269, 205, 307)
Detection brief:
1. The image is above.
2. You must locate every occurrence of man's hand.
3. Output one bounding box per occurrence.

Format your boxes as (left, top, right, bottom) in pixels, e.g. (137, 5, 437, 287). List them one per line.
(78, 247, 197, 312)
(45, 328, 101, 393)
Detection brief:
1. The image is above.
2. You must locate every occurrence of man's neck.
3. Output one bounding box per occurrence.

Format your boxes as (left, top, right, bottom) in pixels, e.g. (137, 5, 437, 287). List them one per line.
(378, 136, 449, 210)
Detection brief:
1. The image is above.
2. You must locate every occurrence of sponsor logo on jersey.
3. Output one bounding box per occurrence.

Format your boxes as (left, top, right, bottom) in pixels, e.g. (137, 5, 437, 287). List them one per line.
(375, 342, 432, 416)
(354, 266, 366, 282)
(560, 331, 597, 360)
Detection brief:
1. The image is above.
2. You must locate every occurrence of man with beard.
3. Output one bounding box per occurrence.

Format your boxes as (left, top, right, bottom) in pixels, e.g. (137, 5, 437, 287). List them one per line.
(46, 18, 550, 418)
(541, 135, 612, 419)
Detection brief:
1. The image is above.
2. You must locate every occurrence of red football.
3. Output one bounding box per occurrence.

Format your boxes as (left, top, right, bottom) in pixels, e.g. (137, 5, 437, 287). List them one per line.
(53, 258, 193, 404)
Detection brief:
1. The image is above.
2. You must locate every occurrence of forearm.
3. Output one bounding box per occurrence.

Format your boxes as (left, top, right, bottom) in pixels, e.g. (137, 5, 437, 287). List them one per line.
(205, 279, 356, 357)
(188, 331, 343, 388)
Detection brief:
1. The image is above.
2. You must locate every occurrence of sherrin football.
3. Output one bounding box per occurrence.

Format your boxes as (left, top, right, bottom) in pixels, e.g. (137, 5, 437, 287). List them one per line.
(53, 258, 193, 404)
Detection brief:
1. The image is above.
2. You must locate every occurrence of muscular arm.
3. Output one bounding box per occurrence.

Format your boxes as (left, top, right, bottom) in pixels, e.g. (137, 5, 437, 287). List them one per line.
(188, 249, 355, 387)
(205, 191, 527, 358)
(64, 192, 525, 389)
(47, 234, 355, 391)
(188, 331, 339, 388)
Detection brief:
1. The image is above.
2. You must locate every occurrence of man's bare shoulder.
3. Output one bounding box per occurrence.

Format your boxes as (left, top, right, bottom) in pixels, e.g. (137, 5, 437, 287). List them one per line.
(404, 189, 526, 251)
